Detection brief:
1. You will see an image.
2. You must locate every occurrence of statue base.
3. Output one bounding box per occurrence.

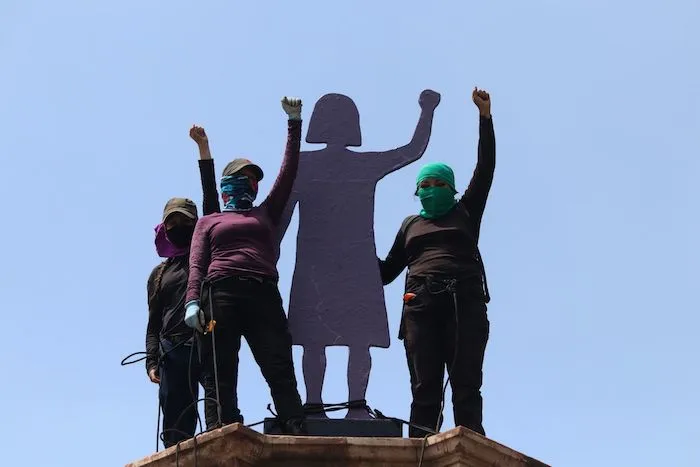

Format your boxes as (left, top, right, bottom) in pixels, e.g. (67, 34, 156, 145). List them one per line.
(126, 424, 551, 467)
(262, 417, 403, 437)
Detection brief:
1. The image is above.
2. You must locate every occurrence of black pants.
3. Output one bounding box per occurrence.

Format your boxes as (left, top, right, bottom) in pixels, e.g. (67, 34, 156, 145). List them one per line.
(198, 276, 304, 430)
(401, 275, 490, 437)
(159, 337, 201, 448)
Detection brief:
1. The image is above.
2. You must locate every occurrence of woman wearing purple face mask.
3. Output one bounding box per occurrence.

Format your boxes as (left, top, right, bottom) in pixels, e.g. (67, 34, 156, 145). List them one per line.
(144, 126, 242, 449)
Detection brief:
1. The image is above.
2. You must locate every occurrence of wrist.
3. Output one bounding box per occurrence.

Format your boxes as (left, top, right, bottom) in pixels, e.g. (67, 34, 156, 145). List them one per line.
(287, 114, 302, 121)
(198, 143, 211, 160)
(479, 111, 491, 119)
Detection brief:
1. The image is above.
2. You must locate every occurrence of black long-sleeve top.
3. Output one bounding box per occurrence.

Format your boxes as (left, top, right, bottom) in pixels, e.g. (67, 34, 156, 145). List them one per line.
(379, 116, 495, 285)
(145, 159, 220, 373)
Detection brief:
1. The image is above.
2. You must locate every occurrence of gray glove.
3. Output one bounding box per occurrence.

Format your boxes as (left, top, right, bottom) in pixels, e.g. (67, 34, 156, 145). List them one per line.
(281, 97, 302, 121)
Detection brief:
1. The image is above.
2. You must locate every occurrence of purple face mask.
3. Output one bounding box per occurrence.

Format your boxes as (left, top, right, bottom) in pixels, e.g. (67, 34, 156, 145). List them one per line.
(154, 223, 189, 258)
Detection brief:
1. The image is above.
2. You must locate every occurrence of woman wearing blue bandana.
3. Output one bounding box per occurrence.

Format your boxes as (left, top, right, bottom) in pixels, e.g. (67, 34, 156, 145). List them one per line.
(186, 97, 307, 435)
(378, 88, 495, 438)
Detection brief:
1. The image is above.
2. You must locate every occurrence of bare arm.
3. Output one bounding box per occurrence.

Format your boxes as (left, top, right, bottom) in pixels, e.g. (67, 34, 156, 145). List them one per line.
(185, 218, 212, 304)
(370, 89, 441, 177)
(262, 119, 302, 224)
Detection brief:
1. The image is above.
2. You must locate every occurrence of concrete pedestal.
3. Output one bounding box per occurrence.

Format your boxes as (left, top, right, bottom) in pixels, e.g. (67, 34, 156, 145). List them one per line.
(263, 417, 403, 437)
(126, 423, 549, 467)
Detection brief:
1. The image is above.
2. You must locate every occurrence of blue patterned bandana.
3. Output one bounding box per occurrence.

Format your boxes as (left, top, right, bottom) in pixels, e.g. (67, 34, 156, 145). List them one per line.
(221, 175, 257, 212)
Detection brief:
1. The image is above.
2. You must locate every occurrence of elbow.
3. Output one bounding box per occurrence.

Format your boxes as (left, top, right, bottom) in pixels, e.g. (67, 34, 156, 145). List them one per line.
(377, 262, 388, 286)
(379, 269, 391, 285)
(381, 275, 396, 286)
(378, 268, 394, 286)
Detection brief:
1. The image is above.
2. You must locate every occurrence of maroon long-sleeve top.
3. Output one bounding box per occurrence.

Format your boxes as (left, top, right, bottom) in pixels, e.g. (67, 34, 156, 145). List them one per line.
(186, 120, 302, 303)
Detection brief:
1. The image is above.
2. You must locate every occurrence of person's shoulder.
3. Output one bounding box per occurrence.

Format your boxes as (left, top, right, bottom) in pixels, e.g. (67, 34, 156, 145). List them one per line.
(199, 212, 224, 223)
(400, 214, 421, 232)
(454, 201, 471, 216)
(148, 261, 166, 283)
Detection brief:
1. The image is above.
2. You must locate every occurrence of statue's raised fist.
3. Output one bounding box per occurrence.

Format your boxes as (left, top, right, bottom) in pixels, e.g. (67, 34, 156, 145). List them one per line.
(419, 89, 441, 110)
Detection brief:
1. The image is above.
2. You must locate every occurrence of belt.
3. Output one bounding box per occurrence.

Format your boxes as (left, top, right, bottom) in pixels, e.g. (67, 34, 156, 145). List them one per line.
(161, 333, 194, 346)
(409, 274, 486, 299)
(216, 275, 277, 286)
(410, 273, 479, 285)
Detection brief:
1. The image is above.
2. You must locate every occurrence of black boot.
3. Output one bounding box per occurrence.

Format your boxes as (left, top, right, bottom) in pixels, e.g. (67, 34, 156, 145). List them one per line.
(281, 417, 308, 436)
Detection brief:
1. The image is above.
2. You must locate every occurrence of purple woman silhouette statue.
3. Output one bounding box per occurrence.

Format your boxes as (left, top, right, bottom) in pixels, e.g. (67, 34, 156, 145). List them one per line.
(276, 90, 440, 419)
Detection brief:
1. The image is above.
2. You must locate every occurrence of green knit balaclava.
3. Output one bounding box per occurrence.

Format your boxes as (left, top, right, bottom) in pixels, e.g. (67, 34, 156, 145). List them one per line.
(415, 162, 458, 219)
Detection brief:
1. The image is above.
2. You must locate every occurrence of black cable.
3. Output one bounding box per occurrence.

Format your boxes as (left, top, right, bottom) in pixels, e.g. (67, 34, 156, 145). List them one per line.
(200, 281, 224, 430)
(417, 436, 429, 467)
(121, 351, 148, 366)
(208, 311, 223, 428)
(126, 274, 460, 458)
(121, 272, 220, 453)
(161, 429, 198, 467)
(133, 286, 224, 450)
(435, 279, 460, 431)
(243, 401, 437, 437)
(120, 337, 189, 367)
(171, 397, 222, 438)
(369, 408, 436, 436)
(155, 400, 161, 453)
(163, 286, 224, 445)
(154, 335, 205, 451)
(304, 399, 369, 416)
(417, 278, 461, 467)
(151, 335, 205, 450)
(150, 397, 443, 467)
(187, 330, 204, 435)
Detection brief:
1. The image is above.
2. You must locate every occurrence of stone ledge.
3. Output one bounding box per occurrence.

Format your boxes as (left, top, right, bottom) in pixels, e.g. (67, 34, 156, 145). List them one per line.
(126, 423, 549, 467)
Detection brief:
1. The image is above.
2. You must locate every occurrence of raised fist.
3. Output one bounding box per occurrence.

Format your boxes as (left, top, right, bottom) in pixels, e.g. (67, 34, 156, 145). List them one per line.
(419, 89, 441, 111)
(281, 97, 302, 121)
(472, 88, 491, 116)
(189, 125, 208, 146)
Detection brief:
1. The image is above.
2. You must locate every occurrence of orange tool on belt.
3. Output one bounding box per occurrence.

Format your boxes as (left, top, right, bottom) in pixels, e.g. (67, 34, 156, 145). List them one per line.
(403, 293, 416, 303)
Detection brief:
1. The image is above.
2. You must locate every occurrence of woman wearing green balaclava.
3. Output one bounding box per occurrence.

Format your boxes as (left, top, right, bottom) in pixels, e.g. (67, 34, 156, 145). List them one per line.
(378, 88, 495, 438)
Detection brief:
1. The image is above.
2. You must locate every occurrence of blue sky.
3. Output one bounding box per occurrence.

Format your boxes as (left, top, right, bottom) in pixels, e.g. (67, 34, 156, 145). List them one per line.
(1, 1, 698, 465)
